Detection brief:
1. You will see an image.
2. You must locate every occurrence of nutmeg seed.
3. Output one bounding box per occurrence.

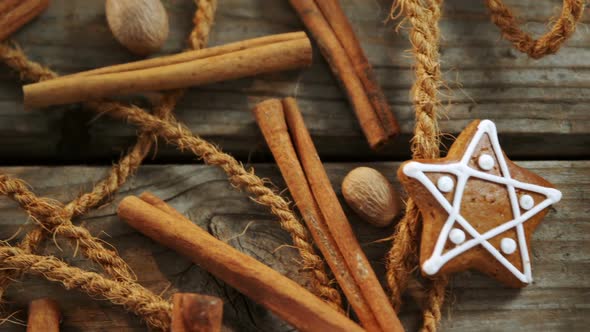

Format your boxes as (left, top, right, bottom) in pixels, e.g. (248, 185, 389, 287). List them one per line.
(342, 167, 401, 227)
(106, 0, 169, 56)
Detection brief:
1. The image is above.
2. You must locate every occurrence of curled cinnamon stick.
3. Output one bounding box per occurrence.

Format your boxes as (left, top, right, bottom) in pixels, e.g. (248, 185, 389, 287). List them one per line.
(118, 193, 364, 332)
(283, 98, 402, 331)
(0, 0, 50, 42)
(171, 293, 223, 332)
(27, 297, 60, 332)
(252, 98, 404, 332)
(289, 0, 399, 150)
(66, 32, 307, 78)
(23, 32, 312, 108)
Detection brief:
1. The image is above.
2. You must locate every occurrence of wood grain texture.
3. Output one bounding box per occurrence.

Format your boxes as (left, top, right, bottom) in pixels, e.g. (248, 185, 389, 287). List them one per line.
(0, 162, 587, 331)
(0, 0, 589, 162)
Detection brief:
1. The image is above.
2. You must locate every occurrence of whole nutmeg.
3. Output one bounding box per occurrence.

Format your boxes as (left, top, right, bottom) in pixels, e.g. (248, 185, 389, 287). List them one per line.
(106, 0, 169, 56)
(342, 167, 401, 227)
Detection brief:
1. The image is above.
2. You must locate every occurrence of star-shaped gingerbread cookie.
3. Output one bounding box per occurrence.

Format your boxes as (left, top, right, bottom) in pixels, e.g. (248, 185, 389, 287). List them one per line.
(398, 120, 561, 287)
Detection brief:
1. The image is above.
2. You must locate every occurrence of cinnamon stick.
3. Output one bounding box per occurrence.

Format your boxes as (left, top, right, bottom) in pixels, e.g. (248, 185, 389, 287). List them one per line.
(66, 32, 307, 78)
(252, 99, 380, 330)
(314, 0, 396, 136)
(289, 0, 399, 150)
(0, 0, 50, 42)
(118, 193, 364, 332)
(252, 98, 404, 332)
(283, 98, 403, 331)
(27, 297, 60, 332)
(171, 293, 223, 332)
(23, 32, 312, 108)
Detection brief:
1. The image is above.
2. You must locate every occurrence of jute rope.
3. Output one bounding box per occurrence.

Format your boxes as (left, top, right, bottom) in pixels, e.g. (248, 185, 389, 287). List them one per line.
(0, 246, 172, 330)
(86, 100, 344, 311)
(485, 0, 584, 59)
(386, 1, 448, 331)
(386, 0, 582, 331)
(0, 1, 342, 328)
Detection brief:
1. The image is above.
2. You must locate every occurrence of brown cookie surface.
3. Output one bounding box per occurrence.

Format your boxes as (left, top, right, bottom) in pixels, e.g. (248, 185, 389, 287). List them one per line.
(398, 120, 562, 287)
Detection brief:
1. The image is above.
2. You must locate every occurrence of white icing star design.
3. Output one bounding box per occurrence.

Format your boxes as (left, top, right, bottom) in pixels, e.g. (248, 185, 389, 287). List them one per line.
(403, 120, 562, 284)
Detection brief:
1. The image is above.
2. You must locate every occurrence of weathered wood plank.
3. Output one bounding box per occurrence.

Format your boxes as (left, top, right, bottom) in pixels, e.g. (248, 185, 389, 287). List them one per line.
(0, 161, 587, 331)
(0, 0, 588, 162)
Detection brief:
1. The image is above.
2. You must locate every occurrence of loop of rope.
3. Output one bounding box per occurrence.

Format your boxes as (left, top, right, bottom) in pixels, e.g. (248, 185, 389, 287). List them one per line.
(485, 0, 584, 59)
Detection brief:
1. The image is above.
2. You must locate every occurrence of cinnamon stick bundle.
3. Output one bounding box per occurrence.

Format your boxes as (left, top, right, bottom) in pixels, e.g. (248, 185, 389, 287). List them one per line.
(118, 193, 364, 332)
(251, 98, 404, 332)
(289, 0, 399, 150)
(0, 0, 50, 42)
(27, 297, 60, 332)
(23, 32, 312, 108)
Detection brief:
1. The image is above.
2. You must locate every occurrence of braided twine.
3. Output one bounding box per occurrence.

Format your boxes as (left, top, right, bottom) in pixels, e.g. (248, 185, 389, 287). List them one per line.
(485, 0, 584, 59)
(386, 0, 583, 331)
(0, 0, 342, 329)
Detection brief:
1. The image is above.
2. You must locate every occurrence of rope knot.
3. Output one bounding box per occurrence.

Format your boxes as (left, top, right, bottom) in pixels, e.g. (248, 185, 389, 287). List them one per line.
(486, 0, 584, 59)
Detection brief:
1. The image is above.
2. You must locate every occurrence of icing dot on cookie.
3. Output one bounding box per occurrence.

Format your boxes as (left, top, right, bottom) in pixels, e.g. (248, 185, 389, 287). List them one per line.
(449, 228, 465, 245)
(437, 176, 454, 193)
(501, 238, 517, 255)
(478, 154, 495, 170)
(519, 194, 534, 210)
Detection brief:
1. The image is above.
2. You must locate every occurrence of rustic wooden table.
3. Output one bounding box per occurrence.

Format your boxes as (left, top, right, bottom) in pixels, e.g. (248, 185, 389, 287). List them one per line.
(0, 0, 588, 331)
